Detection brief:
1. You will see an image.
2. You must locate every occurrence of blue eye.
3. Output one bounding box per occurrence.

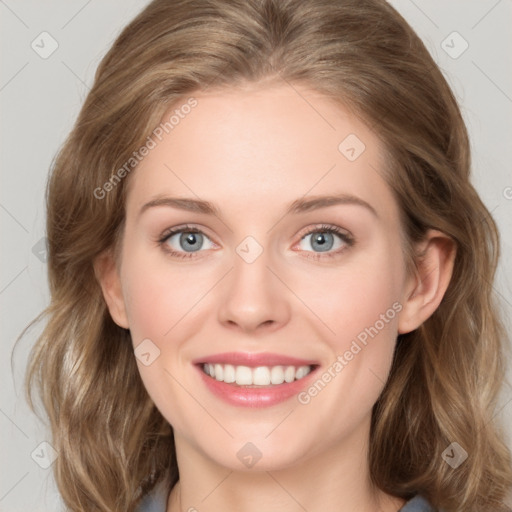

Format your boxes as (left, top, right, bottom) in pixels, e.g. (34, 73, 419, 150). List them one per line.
(160, 227, 215, 256)
(158, 224, 354, 260)
(304, 232, 335, 252)
(298, 226, 352, 255)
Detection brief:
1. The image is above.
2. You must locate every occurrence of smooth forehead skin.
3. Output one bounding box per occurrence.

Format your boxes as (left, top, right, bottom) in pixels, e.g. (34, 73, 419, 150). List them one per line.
(125, 83, 400, 240)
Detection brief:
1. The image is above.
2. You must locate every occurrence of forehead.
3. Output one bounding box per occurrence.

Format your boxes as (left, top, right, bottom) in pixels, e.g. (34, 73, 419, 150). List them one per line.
(126, 83, 398, 223)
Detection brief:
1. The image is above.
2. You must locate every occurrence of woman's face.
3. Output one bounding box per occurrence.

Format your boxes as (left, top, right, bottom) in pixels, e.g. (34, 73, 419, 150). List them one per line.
(111, 83, 414, 471)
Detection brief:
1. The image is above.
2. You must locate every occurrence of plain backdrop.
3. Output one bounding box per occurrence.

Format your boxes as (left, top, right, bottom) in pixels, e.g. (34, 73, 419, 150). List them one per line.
(1, 1, 511, 510)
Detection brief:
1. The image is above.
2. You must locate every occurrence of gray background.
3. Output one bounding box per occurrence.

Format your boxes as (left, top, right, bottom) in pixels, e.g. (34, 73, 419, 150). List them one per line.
(1, 1, 511, 510)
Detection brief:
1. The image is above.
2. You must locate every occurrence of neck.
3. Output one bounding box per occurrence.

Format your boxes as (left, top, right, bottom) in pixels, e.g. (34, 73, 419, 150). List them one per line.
(166, 417, 405, 512)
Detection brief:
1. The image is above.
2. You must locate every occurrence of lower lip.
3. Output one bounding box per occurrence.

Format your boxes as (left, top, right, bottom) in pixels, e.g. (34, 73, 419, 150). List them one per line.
(196, 365, 318, 407)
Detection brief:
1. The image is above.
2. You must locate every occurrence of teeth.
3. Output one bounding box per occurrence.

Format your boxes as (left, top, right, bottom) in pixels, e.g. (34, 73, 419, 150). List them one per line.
(235, 366, 252, 385)
(284, 366, 295, 383)
(214, 364, 224, 382)
(270, 366, 285, 385)
(202, 363, 312, 386)
(253, 366, 270, 385)
(296, 366, 308, 379)
(223, 364, 235, 383)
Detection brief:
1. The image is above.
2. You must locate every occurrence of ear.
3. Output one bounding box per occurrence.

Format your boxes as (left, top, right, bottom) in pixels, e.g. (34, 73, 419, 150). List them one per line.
(93, 250, 130, 329)
(397, 229, 456, 334)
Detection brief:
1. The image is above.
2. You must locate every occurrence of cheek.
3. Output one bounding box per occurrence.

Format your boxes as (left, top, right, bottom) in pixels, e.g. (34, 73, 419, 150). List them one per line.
(293, 271, 402, 430)
(337, 270, 401, 348)
(118, 250, 211, 430)
(292, 248, 403, 346)
(291, 244, 404, 405)
(120, 244, 218, 344)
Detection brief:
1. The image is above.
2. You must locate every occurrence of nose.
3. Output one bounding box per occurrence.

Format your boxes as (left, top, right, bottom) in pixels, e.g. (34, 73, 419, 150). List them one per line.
(217, 248, 291, 334)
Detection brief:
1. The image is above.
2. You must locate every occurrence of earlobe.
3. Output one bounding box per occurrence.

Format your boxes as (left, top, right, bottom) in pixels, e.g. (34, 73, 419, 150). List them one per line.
(397, 230, 456, 334)
(93, 250, 130, 329)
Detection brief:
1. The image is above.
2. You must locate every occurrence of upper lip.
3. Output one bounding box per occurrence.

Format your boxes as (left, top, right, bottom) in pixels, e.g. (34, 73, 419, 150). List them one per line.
(193, 352, 318, 368)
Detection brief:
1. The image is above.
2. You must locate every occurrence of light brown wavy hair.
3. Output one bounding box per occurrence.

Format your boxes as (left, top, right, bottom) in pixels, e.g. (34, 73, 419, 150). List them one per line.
(23, 0, 512, 510)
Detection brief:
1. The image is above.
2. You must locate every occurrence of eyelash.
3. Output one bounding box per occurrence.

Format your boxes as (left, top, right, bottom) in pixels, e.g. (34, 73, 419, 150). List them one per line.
(157, 224, 355, 260)
(298, 224, 354, 261)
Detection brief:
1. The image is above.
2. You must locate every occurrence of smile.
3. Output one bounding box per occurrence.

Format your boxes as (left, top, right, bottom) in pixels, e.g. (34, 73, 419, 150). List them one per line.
(193, 352, 320, 407)
(201, 363, 313, 386)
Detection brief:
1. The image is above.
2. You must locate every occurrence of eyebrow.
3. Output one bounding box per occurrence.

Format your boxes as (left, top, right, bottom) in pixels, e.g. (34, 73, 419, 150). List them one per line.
(287, 194, 378, 217)
(139, 196, 219, 217)
(138, 193, 378, 219)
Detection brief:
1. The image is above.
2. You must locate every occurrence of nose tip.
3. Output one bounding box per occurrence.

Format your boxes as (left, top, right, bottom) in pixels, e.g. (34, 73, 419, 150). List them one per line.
(224, 317, 277, 333)
(217, 256, 291, 334)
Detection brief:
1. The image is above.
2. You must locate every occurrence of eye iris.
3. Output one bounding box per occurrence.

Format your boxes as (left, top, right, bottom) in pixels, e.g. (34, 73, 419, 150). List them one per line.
(311, 232, 334, 252)
(180, 232, 203, 252)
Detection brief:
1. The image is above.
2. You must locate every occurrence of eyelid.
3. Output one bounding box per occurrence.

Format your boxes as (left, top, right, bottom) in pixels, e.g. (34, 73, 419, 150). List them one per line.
(296, 223, 353, 242)
(158, 224, 215, 243)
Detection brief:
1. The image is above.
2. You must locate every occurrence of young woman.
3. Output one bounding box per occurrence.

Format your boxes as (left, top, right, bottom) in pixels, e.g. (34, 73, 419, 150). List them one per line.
(26, 0, 512, 511)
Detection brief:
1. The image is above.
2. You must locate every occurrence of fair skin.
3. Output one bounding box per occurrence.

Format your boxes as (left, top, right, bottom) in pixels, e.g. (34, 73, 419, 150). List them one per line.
(96, 82, 455, 512)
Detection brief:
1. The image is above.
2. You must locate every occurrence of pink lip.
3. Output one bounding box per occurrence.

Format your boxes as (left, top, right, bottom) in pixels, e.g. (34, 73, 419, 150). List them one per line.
(192, 351, 318, 367)
(193, 352, 319, 408)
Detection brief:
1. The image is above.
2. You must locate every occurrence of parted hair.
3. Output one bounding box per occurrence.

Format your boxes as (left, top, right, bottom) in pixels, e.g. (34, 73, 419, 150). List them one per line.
(25, 0, 512, 510)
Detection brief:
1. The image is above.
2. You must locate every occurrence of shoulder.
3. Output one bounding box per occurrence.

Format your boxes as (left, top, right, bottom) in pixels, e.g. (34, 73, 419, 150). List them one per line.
(136, 491, 434, 512)
(135, 481, 169, 512)
(399, 495, 512, 512)
(399, 495, 438, 512)
(135, 491, 434, 512)
(135, 489, 511, 512)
